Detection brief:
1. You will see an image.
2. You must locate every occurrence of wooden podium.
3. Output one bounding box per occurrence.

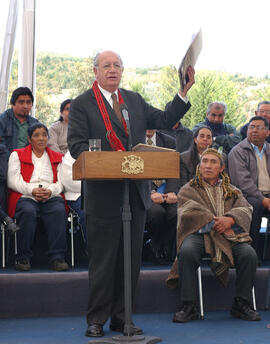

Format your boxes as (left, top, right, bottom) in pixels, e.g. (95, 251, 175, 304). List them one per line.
(73, 151, 179, 344)
(72, 151, 179, 181)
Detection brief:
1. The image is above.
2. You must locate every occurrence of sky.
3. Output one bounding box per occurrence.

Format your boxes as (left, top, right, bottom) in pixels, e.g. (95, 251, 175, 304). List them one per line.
(0, 0, 270, 77)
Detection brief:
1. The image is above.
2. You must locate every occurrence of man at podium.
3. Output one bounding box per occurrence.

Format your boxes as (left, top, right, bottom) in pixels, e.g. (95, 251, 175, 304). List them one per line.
(68, 50, 195, 337)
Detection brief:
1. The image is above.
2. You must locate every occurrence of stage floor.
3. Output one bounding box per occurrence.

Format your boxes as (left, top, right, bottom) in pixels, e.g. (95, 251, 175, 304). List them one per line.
(0, 311, 270, 344)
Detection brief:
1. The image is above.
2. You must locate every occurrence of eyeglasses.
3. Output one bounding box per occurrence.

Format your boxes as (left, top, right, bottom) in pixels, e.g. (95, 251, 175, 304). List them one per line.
(258, 109, 270, 115)
(248, 125, 267, 130)
(209, 113, 224, 118)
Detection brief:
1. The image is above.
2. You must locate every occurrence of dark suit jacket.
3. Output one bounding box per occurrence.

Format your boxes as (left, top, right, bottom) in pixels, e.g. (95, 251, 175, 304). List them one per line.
(151, 131, 179, 193)
(155, 130, 176, 149)
(68, 87, 191, 216)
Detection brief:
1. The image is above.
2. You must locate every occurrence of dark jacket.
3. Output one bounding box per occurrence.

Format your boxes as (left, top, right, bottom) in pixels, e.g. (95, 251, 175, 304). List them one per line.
(179, 147, 198, 189)
(151, 131, 179, 193)
(193, 119, 241, 154)
(0, 108, 39, 154)
(160, 123, 193, 153)
(228, 138, 270, 201)
(155, 130, 176, 149)
(0, 144, 8, 211)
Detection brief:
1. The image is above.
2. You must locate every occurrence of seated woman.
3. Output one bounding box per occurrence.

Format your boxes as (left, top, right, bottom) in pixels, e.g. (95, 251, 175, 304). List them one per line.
(7, 123, 69, 271)
(179, 126, 213, 189)
(59, 150, 87, 244)
(0, 143, 18, 233)
(48, 99, 72, 154)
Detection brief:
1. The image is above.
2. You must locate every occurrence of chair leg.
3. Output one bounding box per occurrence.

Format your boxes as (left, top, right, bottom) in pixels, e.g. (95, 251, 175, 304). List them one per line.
(263, 219, 269, 261)
(1, 224, 5, 269)
(197, 266, 204, 319)
(70, 212, 74, 268)
(14, 231, 17, 255)
(265, 272, 270, 310)
(252, 286, 256, 311)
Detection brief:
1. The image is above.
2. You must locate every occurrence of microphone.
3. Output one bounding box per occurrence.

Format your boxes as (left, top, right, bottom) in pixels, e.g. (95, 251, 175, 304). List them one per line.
(120, 104, 132, 151)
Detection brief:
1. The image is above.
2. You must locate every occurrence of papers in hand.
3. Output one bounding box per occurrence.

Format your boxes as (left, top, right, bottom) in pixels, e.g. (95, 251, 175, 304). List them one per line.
(179, 28, 202, 91)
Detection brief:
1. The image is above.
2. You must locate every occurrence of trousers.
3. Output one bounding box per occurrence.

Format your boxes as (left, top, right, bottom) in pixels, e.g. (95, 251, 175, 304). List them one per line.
(178, 233, 257, 303)
(15, 197, 67, 263)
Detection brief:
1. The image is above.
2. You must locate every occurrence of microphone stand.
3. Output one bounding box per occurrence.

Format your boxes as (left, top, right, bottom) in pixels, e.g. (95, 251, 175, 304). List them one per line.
(89, 107, 161, 344)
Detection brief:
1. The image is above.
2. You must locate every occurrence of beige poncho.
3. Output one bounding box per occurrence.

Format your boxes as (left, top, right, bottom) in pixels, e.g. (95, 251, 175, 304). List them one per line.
(167, 180, 252, 288)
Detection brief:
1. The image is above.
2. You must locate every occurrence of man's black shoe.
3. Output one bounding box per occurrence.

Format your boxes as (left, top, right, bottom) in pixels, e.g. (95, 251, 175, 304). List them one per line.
(85, 324, 104, 337)
(50, 259, 69, 271)
(109, 322, 143, 335)
(173, 302, 199, 323)
(231, 297, 261, 321)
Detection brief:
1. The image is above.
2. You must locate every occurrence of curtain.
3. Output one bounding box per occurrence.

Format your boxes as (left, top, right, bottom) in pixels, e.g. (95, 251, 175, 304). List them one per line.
(18, 0, 36, 116)
(0, 0, 19, 112)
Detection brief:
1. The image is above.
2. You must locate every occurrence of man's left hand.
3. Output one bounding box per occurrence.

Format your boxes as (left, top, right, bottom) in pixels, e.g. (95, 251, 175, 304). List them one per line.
(163, 192, 177, 204)
(213, 216, 235, 234)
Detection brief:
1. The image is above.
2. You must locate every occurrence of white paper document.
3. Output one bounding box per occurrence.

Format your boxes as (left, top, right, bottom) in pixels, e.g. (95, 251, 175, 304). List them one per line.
(179, 28, 202, 91)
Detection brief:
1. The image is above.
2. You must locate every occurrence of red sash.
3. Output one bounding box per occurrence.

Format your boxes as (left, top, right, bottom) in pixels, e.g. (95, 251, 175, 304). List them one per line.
(92, 80, 128, 151)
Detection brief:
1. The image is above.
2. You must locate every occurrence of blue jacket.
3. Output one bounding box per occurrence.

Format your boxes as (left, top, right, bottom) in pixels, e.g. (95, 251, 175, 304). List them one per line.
(0, 108, 39, 155)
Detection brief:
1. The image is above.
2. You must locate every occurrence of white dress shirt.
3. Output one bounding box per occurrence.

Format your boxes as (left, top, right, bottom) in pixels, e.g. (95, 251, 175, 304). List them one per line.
(59, 151, 81, 201)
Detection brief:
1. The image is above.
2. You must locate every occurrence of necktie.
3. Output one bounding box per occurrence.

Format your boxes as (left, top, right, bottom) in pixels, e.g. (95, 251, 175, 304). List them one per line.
(147, 138, 153, 145)
(111, 93, 123, 123)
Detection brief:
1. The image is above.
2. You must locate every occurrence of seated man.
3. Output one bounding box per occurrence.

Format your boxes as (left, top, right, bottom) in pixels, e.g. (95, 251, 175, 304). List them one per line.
(192, 101, 241, 154)
(161, 101, 193, 153)
(7, 123, 69, 272)
(229, 116, 270, 255)
(145, 129, 178, 263)
(146, 178, 179, 263)
(0, 87, 39, 154)
(240, 101, 270, 141)
(167, 148, 260, 322)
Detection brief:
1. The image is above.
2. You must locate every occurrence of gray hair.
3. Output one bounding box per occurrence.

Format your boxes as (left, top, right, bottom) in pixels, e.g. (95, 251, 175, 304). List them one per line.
(93, 51, 123, 68)
(206, 101, 227, 115)
(257, 101, 270, 110)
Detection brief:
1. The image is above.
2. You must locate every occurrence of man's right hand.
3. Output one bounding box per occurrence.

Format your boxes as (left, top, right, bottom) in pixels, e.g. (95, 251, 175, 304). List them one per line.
(262, 197, 270, 210)
(151, 192, 165, 204)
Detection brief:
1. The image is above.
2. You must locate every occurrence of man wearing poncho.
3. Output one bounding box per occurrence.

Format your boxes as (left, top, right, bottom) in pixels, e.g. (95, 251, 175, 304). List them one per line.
(167, 148, 261, 322)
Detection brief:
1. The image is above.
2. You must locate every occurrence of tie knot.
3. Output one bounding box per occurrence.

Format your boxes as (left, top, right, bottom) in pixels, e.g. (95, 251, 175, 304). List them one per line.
(111, 93, 118, 102)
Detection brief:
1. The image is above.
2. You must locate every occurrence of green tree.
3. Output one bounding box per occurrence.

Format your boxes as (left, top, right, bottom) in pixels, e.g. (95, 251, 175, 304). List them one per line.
(157, 67, 245, 129)
(70, 55, 96, 97)
(126, 81, 151, 102)
(35, 91, 58, 126)
(254, 86, 270, 102)
(156, 65, 178, 109)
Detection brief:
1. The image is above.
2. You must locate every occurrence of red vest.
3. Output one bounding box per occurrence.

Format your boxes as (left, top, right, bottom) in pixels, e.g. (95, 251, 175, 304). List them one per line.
(8, 144, 65, 218)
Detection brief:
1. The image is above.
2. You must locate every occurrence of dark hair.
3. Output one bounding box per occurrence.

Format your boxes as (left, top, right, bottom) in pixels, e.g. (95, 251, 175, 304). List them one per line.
(193, 125, 213, 139)
(10, 87, 34, 105)
(257, 101, 270, 110)
(58, 99, 72, 121)
(28, 123, 48, 138)
(190, 125, 213, 164)
(248, 116, 269, 129)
